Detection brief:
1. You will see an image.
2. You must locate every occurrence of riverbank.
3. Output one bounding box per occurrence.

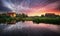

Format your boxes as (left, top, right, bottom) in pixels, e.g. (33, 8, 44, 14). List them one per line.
(0, 16, 60, 24)
(16, 17, 60, 24)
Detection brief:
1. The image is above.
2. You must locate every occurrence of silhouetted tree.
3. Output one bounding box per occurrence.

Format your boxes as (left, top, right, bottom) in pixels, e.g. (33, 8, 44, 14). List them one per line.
(41, 15, 44, 17)
(16, 13, 28, 18)
(22, 13, 28, 18)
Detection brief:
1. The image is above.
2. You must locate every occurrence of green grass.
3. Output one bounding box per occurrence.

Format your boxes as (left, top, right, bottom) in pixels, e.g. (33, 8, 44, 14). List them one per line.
(32, 17, 60, 24)
(0, 16, 60, 24)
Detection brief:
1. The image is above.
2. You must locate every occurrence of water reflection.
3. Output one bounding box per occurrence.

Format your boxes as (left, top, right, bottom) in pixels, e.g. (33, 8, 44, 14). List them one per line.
(0, 21, 60, 36)
(6, 20, 16, 24)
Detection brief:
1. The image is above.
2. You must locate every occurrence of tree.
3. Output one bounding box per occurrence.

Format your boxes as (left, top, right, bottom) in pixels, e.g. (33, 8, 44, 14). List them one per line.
(41, 15, 44, 17)
(22, 13, 28, 18)
(16, 13, 28, 18)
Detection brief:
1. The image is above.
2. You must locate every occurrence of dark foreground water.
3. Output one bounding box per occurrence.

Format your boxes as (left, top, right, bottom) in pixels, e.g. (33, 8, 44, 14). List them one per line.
(0, 21, 60, 36)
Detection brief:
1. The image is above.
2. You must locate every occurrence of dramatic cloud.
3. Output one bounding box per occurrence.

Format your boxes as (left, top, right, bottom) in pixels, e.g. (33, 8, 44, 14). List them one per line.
(0, 0, 60, 16)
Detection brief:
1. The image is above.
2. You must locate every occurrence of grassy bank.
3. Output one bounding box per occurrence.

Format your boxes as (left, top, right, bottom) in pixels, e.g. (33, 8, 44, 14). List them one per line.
(0, 16, 60, 24)
(32, 17, 60, 24)
(16, 17, 60, 24)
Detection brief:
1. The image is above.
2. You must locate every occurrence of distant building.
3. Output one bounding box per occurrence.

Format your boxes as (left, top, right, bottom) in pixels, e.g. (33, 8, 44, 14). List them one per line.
(0, 11, 16, 17)
(45, 13, 58, 17)
(7, 12, 16, 17)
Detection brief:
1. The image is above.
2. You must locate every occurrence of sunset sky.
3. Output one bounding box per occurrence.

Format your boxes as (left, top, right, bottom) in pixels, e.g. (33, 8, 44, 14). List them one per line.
(0, 0, 60, 16)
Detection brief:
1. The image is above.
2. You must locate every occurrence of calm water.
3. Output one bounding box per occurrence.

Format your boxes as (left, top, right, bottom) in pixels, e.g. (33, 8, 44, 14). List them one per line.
(0, 21, 60, 36)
